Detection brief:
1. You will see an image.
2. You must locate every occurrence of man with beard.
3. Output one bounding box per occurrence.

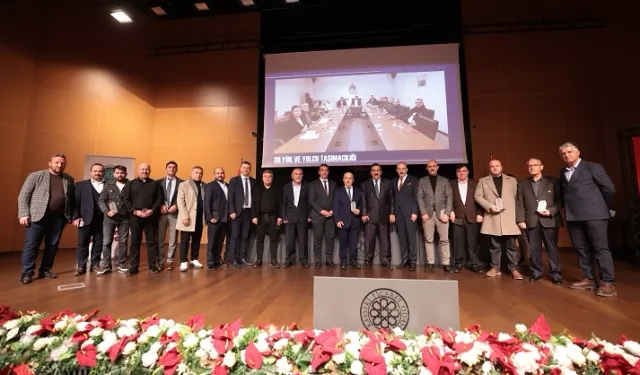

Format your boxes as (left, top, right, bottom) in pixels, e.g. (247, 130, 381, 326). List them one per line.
(73, 163, 106, 275)
(176, 166, 206, 272)
(205, 167, 230, 270)
(361, 163, 394, 269)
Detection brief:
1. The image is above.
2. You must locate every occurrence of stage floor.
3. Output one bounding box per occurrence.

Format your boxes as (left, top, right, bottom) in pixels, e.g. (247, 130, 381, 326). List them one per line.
(0, 247, 638, 341)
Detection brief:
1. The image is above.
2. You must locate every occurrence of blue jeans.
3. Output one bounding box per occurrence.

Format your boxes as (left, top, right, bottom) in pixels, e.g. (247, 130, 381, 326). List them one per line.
(21, 214, 66, 276)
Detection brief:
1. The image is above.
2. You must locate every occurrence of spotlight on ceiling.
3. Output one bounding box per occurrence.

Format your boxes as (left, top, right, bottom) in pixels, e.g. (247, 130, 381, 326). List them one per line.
(194, 2, 210, 11)
(285, 0, 299, 2)
(110, 9, 133, 23)
(240, 0, 255, 6)
(151, 6, 167, 16)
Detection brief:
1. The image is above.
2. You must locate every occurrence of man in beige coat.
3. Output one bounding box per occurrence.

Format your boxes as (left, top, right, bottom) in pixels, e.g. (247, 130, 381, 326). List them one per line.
(176, 166, 206, 272)
(474, 159, 523, 279)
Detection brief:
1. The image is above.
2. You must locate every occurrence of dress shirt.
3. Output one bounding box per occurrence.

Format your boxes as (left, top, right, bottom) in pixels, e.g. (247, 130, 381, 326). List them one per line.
(293, 183, 302, 207)
(531, 178, 542, 197)
(321, 179, 329, 195)
(565, 158, 582, 181)
(242, 176, 252, 208)
(398, 175, 405, 190)
(457, 180, 468, 204)
(218, 180, 228, 199)
(91, 179, 105, 194)
(165, 177, 176, 205)
(346, 186, 353, 201)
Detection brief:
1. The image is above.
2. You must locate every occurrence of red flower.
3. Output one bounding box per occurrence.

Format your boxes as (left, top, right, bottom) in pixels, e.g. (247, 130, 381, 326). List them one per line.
(314, 330, 343, 355)
(466, 324, 481, 334)
(107, 333, 140, 362)
(83, 310, 100, 322)
(70, 331, 90, 344)
(363, 331, 406, 352)
(550, 368, 562, 375)
(212, 338, 234, 355)
(212, 366, 228, 375)
(364, 362, 387, 375)
(421, 345, 442, 374)
(96, 315, 117, 330)
(293, 330, 316, 346)
(359, 340, 385, 366)
(245, 342, 264, 369)
(529, 315, 551, 342)
(159, 347, 183, 375)
(310, 346, 331, 371)
(76, 344, 97, 368)
(186, 315, 205, 331)
(424, 326, 455, 347)
(141, 316, 160, 330)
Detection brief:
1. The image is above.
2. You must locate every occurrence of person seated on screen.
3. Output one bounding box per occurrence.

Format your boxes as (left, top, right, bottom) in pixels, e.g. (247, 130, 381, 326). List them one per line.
(274, 105, 308, 146)
(300, 103, 314, 126)
(304, 92, 314, 108)
(310, 101, 323, 121)
(394, 98, 439, 139)
(351, 96, 362, 106)
(336, 96, 348, 108)
(366, 95, 378, 106)
(386, 99, 408, 117)
(377, 97, 390, 111)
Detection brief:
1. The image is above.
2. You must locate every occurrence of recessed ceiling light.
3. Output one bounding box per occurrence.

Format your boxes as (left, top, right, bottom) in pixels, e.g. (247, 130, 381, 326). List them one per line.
(194, 2, 209, 11)
(285, 0, 299, 3)
(240, 0, 255, 6)
(110, 10, 133, 23)
(151, 6, 167, 16)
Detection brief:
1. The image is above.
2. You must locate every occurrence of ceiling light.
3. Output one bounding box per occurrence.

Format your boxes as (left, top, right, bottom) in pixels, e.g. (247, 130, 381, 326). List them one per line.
(110, 10, 133, 23)
(285, 0, 299, 2)
(240, 0, 254, 6)
(194, 2, 209, 11)
(151, 6, 166, 15)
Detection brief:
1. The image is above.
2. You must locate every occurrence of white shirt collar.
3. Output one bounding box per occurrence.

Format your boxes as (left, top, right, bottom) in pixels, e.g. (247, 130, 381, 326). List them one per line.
(566, 158, 582, 170)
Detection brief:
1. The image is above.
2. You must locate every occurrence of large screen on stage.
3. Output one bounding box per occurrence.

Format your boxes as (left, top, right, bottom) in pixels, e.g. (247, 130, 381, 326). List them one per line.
(261, 43, 467, 168)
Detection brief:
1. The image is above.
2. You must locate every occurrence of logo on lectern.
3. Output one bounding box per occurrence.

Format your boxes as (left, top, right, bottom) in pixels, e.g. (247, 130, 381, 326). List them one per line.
(360, 288, 410, 330)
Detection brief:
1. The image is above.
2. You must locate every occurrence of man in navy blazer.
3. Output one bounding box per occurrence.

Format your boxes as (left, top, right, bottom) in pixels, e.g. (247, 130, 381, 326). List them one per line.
(227, 161, 256, 267)
(391, 162, 419, 271)
(558, 142, 616, 297)
(333, 172, 362, 269)
(72, 163, 106, 275)
(204, 167, 230, 269)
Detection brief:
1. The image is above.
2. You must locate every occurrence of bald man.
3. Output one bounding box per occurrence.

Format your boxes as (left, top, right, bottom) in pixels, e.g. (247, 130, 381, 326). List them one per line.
(122, 163, 163, 275)
(204, 167, 230, 269)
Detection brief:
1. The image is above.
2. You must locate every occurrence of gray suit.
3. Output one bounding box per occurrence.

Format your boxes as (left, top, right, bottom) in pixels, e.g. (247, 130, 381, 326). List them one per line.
(157, 176, 183, 265)
(18, 170, 75, 221)
(417, 175, 452, 265)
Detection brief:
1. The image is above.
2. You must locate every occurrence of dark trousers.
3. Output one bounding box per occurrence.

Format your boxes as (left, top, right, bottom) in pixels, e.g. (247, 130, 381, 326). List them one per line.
(102, 216, 129, 267)
(395, 214, 417, 262)
(312, 217, 335, 263)
(207, 222, 228, 267)
(256, 215, 278, 261)
(567, 220, 615, 283)
(285, 221, 308, 263)
(180, 220, 203, 263)
(489, 235, 518, 271)
(451, 219, 480, 268)
(129, 215, 159, 271)
(229, 209, 252, 262)
(339, 226, 359, 263)
(21, 214, 66, 276)
(527, 225, 561, 278)
(76, 216, 103, 269)
(364, 222, 390, 263)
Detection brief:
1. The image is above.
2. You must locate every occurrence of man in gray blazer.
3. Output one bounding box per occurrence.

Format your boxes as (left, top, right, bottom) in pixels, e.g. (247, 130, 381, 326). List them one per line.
(516, 158, 563, 284)
(418, 160, 453, 272)
(156, 161, 183, 270)
(558, 142, 616, 297)
(17, 153, 75, 284)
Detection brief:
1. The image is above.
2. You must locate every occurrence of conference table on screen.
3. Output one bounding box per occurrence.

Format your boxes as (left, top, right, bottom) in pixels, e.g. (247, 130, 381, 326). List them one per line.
(274, 105, 442, 154)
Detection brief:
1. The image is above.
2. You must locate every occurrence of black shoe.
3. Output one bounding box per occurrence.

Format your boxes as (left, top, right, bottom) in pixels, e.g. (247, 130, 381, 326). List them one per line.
(326, 261, 336, 268)
(424, 264, 435, 272)
(217, 261, 229, 268)
(149, 267, 160, 274)
(362, 262, 371, 269)
(472, 266, 485, 274)
(167, 263, 174, 270)
(302, 263, 309, 268)
(350, 261, 360, 269)
(231, 262, 241, 268)
(340, 263, 347, 269)
(409, 263, 416, 271)
(444, 265, 455, 273)
(271, 260, 280, 268)
(529, 275, 543, 282)
(20, 274, 33, 284)
(381, 261, 393, 270)
(38, 271, 57, 279)
(117, 265, 128, 274)
(315, 263, 321, 269)
(94, 265, 112, 275)
(454, 264, 463, 273)
(207, 265, 215, 271)
(126, 269, 139, 276)
(74, 268, 86, 276)
(239, 259, 249, 266)
(252, 261, 263, 268)
(157, 264, 164, 272)
(283, 262, 293, 268)
(552, 277, 562, 285)
(398, 260, 409, 268)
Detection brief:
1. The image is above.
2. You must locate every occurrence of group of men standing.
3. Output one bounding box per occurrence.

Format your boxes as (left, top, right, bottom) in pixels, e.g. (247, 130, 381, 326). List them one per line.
(16, 142, 617, 297)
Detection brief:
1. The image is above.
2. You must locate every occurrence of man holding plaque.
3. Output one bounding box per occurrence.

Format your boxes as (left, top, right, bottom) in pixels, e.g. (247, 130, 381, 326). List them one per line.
(516, 159, 563, 284)
(474, 159, 523, 279)
(333, 172, 363, 269)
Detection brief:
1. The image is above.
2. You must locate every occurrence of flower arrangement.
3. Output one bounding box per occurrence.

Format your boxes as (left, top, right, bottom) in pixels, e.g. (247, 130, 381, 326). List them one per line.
(1, 306, 639, 375)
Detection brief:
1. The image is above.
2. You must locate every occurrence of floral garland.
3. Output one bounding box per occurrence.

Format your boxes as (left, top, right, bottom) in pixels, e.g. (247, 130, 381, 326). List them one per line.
(0, 306, 639, 375)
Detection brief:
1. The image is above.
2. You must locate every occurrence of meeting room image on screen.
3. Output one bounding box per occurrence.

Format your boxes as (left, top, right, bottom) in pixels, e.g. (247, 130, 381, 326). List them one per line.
(262, 44, 467, 168)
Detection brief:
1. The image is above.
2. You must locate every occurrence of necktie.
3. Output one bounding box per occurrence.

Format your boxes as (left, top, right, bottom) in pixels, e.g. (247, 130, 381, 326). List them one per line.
(375, 180, 380, 198)
(398, 176, 404, 191)
(243, 178, 249, 206)
(323, 180, 328, 196)
(165, 179, 172, 205)
(348, 187, 352, 201)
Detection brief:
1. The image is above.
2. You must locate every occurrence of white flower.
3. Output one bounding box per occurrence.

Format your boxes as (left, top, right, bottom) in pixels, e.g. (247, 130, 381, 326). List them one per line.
(392, 327, 404, 336)
(102, 330, 117, 343)
(26, 324, 42, 336)
(586, 351, 599, 363)
(200, 338, 213, 352)
(197, 329, 209, 339)
(455, 331, 475, 344)
(223, 352, 236, 368)
(150, 342, 162, 353)
(345, 331, 361, 345)
(240, 350, 247, 364)
(275, 356, 293, 374)
(567, 349, 586, 367)
(20, 335, 35, 346)
(81, 339, 94, 349)
(141, 351, 158, 367)
(54, 320, 68, 332)
(183, 334, 199, 348)
(458, 346, 482, 366)
(0, 329, 5, 337)
(624, 340, 640, 356)
(350, 360, 364, 375)
(116, 326, 137, 338)
(209, 348, 219, 360)
(137, 333, 149, 344)
(515, 324, 528, 334)
(146, 325, 161, 338)
(419, 367, 433, 375)
(345, 342, 360, 358)
(291, 343, 302, 354)
(3, 319, 19, 330)
(50, 344, 70, 361)
(177, 363, 188, 374)
(273, 338, 289, 351)
(332, 352, 346, 364)
(124, 318, 139, 327)
(512, 351, 541, 374)
(384, 350, 395, 366)
(195, 349, 207, 359)
(33, 337, 51, 351)
(255, 338, 270, 353)
(89, 327, 104, 337)
(497, 333, 512, 342)
(97, 340, 114, 354)
(6, 327, 20, 340)
(160, 319, 176, 330)
(122, 341, 137, 356)
(77, 322, 92, 332)
(73, 315, 85, 322)
(481, 361, 493, 374)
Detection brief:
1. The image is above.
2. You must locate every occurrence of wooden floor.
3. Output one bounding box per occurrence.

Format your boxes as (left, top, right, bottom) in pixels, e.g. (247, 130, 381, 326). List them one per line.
(0, 247, 638, 341)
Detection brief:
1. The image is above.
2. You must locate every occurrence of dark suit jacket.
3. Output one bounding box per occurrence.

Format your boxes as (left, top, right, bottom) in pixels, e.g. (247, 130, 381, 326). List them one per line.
(251, 185, 282, 219)
(282, 182, 310, 223)
(361, 178, 394, 224)
(228, 175, 256, 218)
(450, 179, 483, 224)
(204, 180, 229, 223)
(558, 160, 615, 221)
(73, 179, 103, 225)
(333, 186, 362, 229)
(308, 178, 337, 219)
(157, 177, 183, 207)
(391, 175, 419, 217)
(351, 98, 362, 106)
(516, 176, 563, 228)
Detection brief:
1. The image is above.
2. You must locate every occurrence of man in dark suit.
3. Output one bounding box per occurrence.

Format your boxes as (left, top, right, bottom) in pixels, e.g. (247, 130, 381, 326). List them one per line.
(251, 170, 282, 268)
(204, 167, 230, 270)
(351, 96, 362, 106)
(17, 153, 75, 284)
(157, 161, 183, 270)
(282, 168, 310, 267)
(228, 161, 256, 268)
(391, 162, 419, 271)
(449, 164, 484, 273)
(308, 164, 337, 268)
(72, 163, 106, 275)
(334, 172, 363, 269)
(558, 142, 616, 297)
(516, 159, 563, 284)
(361, 163, 394, 269)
